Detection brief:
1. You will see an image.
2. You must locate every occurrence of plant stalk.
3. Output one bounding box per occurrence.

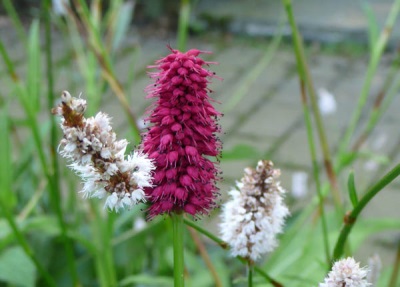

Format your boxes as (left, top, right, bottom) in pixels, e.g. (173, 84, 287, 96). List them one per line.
(332, 162, 400, 261)
(299, 80, 331, 264)
(177, 0, 190, 51)
(282, 0, 341, 208)
(389, 240, 400, 287)
(172, 212, 185, 287)
(338, 0, 400, 157)
(247, 262, 253, 287)
(188, 228, 223, 287)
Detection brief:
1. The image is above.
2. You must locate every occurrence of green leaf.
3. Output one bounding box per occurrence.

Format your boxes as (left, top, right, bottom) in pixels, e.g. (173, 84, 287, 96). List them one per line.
(0, 246, 36, 287)
(0, 105, 15, 208)
(221, 144, 260, 160)
(363, 3, 379, 52)
(111, 1, 135, 53)
(27, 20, 41, 112)
(22, 216, 60, 236)
(347, 170, 358, 208)
(119, 275, 173, 287)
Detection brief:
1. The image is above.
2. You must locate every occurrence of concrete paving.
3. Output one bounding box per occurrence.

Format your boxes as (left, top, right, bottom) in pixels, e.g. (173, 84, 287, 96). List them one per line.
(195, 0, 400, 48)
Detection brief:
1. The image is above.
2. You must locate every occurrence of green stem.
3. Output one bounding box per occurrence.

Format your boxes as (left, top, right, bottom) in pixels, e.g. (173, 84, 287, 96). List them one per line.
(183, 217, 227, 248)
(351, 49, 400, 152)
(299, 80, 331, 264)
(183, 218, 284, 287)
(177, 0, 190, 51)
(44, 3, 78, 283)
(247, 263, 253, 287)
(172, 212, 185, 287)
(332, 163, 400, 261)
(2, 0, 27, 46)
(282, 0, 341, 208)
(389, 240, 400, 287)
(0, 34, 78, 286)
(337, 0, 400, 157)
(188, 228, 223, 287)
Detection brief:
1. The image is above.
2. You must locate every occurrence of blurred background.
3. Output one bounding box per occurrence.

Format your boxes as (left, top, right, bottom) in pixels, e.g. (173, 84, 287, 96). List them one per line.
(1, 0, 400, 286)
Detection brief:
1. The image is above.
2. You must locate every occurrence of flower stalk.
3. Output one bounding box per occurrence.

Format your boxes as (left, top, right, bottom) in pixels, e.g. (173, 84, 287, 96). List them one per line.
(281, 0, 341, 208)
(333, 162, 400, 261)
(172, 212, 185, 287)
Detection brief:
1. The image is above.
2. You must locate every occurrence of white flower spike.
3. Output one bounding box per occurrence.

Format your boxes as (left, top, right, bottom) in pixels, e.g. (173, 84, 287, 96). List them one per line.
(220, 160, 289, 262)
(53, 91, 155, 211)
(320, 257, 371, 287)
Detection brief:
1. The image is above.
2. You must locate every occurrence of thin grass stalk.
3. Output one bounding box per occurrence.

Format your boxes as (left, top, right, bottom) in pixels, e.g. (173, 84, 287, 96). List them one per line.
(177, 0, 191, 51)
(0, 37, 78, 286)
(188, 228, 223, 287)
(299, 80, 331, 264)
(332, 162, 400, 261)
(89, 202, 117, 287)
(183, 218, 227, 248)
(337, 0, 400, 157)
(282, 0, 341, 208)
(69, 0, 141, 141)
(43, 0, 62, 251)
(183, 218, 284, 287)
(224, 31, 282, 113)
(2, 0, 27, 46)
(172, 212, 185, 287)
(0, 109, 56, 287)
(351, 49, 400, 152)
(389, 240, 400, 287)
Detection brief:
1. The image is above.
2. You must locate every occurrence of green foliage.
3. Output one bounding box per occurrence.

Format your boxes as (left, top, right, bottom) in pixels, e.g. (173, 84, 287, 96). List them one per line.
(1, 0, 400, 286)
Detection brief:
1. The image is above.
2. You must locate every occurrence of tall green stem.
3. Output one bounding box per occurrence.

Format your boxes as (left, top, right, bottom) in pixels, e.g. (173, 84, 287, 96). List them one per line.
(177, 0, 190, 51)
(389, 240, 400, 287)
(337, 0, 400, 157)
(247, 263, 253, 287)
(299, 81, 330, 263)
(282, 0, 341, 208)
(172, 213, 185, 287)
(43, 2, 78, 284)
(332, 163, 400, 261)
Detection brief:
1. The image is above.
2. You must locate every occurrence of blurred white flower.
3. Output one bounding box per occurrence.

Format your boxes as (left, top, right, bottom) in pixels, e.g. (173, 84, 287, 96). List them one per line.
(220, 160, 289, 262)
(367, 254, 381, 286)
(320, 257, 371, 287)
(53, 91, 155, 211)
(52, 0, 69, 15)
(134, 217, 147, 231)
(291, 171, 308, 198)
(318, 88, 337, 116)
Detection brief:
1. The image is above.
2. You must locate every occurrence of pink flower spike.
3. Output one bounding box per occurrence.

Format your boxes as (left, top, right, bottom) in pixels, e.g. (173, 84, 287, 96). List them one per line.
(142, 47, 222, 218)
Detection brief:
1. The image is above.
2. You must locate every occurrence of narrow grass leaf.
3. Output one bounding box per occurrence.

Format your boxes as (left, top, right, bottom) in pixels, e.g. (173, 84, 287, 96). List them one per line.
(27, 20, 41, 112)
(111, 1, 135, 53)
(363, 3, 379, 52)
(221, 143, 261, 160)
(347, 170, 359, 208)
(0, 106, 15, 208)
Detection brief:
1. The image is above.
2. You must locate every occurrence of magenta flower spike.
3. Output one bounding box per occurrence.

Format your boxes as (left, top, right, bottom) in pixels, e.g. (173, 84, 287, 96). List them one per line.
(142, 47, 222, 218)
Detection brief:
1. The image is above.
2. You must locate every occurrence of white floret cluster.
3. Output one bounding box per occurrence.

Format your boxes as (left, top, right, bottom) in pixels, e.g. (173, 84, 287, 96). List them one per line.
(320, 257, 371, 287)
(53, 91, 154, 211)
(220, 160, 289, 262)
